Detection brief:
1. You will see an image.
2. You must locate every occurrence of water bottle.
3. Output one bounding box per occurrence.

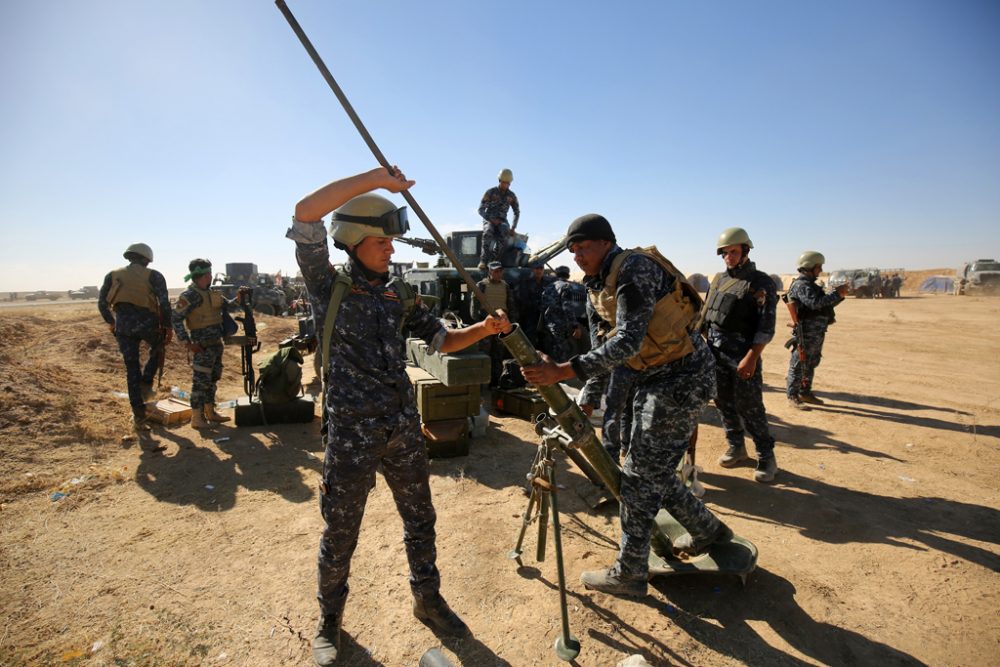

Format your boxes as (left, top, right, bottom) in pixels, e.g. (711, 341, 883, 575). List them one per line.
(171, 386, 191, 400)
(111, 391, 129, 399)
(215, 399, 238, 410)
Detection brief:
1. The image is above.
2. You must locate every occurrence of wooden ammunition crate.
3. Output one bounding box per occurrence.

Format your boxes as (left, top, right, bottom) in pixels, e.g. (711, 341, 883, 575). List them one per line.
(147, 398, 192, 425)
(421, 418, 470, 459)
(494, 388, 549, 420)
(406, 338, 490, 386)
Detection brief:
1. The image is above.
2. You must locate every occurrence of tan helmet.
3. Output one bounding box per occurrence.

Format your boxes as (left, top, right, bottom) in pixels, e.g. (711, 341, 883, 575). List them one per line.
(716, 227, 753, 254)
(797, 250, 826, 271)
(498, 168, 513, 183)
(330, 194, 409, 248)
(123, 243, 153, 262)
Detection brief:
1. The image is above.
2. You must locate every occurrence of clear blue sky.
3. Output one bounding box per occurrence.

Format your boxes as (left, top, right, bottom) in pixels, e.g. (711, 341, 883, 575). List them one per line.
(1, 0, 998, 291)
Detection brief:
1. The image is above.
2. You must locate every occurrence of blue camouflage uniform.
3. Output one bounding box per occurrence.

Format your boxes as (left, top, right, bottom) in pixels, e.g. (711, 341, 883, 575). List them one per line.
(785, 273, 844, 398)
(286, 218, 450, 621)
(702, 261, 778, 461)
(98, 264, 171, 421)
(573, 246, 722, 581)
(171, 287, 232, 410)
(515, 271, 551, 346)
(478, 186, 519, 265)
(541, 278, 588, 362)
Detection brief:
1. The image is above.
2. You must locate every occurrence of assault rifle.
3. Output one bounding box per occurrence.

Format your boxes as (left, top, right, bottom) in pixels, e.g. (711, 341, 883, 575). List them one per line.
(232, 287, 260, 398)
(781, 293, 808, 392)
(396, 236, 442, 256)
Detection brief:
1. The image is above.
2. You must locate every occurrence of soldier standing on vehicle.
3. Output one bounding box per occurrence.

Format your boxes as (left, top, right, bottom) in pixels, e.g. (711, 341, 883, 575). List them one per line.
(477, 168, 520, 269)
(171, 259, 234, 430)
(786, 251, 848, 410)
(290, 166, 511, 666)
(700, 228, 779, 483)
(541, 266, 589, 363)
(471, 260, 519, 387)
(522, 214, 732, 599)
(98, 243, 172, 433)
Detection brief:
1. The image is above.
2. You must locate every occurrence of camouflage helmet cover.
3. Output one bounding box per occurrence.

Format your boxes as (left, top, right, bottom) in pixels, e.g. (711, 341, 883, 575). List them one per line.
(123, 243, 153, 262)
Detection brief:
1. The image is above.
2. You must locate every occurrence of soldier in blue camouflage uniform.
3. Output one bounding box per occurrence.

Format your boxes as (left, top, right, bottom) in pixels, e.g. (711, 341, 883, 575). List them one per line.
(477, 168, 520, 268)
(700, 227, 780, 483)
(785, 251, 848, 410)
(98, 242, 172, 433)
(580, 331, 637, 463)
(540, 266, 589, 363)
(515, 260, 550, 346)
(291, 166, 511, 666)
(171, 259, 234, 430)
(522, 214, 732, 599)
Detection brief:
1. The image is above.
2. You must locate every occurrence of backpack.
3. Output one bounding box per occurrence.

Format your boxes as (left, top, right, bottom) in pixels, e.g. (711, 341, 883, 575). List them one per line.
(255, 346, 304, 405)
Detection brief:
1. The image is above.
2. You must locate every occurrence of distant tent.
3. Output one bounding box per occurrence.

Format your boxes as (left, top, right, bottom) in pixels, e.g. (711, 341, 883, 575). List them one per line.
(687, 273, 710, 294)
(770, 274, 784, 292)
(918, 276, 954, 294)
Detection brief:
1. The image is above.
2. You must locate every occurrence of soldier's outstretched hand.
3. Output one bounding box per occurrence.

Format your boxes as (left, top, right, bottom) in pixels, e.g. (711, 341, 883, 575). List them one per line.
(483, 310, 512, 335)
(521, 352, 576, 387)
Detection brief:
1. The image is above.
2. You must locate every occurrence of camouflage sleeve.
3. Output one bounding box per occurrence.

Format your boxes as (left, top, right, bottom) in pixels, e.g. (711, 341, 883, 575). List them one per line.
(477, 190, 491, 220)
(97, 272, 114, 325)
(571, 254, 665, 381)
(510, 191, 520, 220)
(149, 270, 171, 327)
(752, 272, 778, 347)
(171, 289, 201, 343)
(404, 301, 448, 353)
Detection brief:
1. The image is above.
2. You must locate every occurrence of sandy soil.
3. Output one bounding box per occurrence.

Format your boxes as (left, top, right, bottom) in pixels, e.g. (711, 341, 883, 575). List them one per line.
(1, 289, 998, 667)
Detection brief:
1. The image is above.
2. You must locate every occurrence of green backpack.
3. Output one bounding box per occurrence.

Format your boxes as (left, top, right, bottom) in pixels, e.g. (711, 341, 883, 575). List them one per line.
(255, 346, 304, 405)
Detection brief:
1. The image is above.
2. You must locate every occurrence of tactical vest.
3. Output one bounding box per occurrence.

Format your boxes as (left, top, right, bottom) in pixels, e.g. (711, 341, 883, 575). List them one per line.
(185, 287, 225, 330)
(589, 247, 703, 371)
(482, 281, 509, 314)
(702, 271, 756, 339)
(107, 264, 157, 313)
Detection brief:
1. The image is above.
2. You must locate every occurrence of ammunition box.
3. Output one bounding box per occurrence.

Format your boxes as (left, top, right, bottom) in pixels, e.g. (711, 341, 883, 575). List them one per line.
(413, 379, 480, 421)
(234, 395, 316, 426)
(421, 418, 470, 458)
(406, 338, 490, 386)
(147, 398, 192, 425)
(493, 388, 549, 420)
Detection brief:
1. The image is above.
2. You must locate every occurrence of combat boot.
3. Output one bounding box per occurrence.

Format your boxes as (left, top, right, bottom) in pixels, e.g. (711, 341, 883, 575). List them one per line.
(672, 521, 734, 557)
(580, 568, 648, 598)
(412, 593, 469, 636)
(203, 405, 232, 423)
(190, 408, 213, 430)
(754, 455, 778, 484)
(140, 383, 156, 403)
(799, 392, 825, 406)
(787, 395, 811, 411)
(312, 613, 341, 667)
(132, 415, 152, 433)
(718, 444, 750, 468)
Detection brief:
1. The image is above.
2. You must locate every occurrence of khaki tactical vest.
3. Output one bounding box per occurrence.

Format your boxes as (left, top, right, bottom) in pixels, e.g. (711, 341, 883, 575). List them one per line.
(589, 247, 703, 371)
(107, 264, 157, 313)
(482, 281, 509, 314)
(185, 287, 225, 330)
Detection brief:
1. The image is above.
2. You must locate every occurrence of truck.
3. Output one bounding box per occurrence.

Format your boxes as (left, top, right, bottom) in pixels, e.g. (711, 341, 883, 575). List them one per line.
(24, 290, 61, 301)
(68, 286, 100, 300)
(828, 268, 881, 298)
(955, 259, 1000, 295)
(211, 263, 289, 315)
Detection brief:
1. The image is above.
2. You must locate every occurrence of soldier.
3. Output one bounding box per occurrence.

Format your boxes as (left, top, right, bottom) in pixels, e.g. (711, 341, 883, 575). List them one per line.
(586, 330, 637, 463)
(515, 260, 550, 347)
(700, 227, 779, 483)
(471, 260, 518, 387)
(522, 214, 731, 599)
(786, 251, 848, 410)
(541, 266, 588, 363)
(290, 166, 511, 666)
(171, 259, 235, 430)
(98, 243, 172, 433)
(477, 168, 520, 269)
(891, 273, 903, 298)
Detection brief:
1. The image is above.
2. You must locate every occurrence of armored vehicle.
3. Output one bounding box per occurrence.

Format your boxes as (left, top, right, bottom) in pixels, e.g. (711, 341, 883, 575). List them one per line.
(955, 259, 1000, 295)
(24, 290, 60, 301)
(212, 262, 289, 315)
(829, 268, 881, 298)
(68, 286, 99, 300)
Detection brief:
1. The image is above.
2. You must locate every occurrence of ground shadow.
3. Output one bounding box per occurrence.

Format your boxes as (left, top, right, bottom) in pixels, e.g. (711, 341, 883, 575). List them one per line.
(767, 413, 903, 461)
(805, 396, 999, 439)
(702, 469, 1000, 572)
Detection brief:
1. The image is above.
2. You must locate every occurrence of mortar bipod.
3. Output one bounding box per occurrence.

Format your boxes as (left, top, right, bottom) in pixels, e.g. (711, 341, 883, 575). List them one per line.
(506, 414, 581, 662)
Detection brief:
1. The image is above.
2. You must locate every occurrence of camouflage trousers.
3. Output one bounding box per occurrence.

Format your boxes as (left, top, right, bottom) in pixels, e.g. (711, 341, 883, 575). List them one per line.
(317, 417, 440, 618)
(481, 220, 510, 265)
(116, 331, 163, 419)
(712, 351, 775, 459)
(190, 341, 224, 409)
(602, 365, 637, 462)
(615, 354, 722, 578)
(786, 323, 826, 397)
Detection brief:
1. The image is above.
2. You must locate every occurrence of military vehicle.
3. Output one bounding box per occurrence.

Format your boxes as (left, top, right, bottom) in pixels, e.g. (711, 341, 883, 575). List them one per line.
(212, 263, 288, 315)
(955, 259, 1000, 295)
(399, 229, 568, 323)
(24, 290, 60, 301)
(68, 286, 99, 300)
(829, 268, 881, 298)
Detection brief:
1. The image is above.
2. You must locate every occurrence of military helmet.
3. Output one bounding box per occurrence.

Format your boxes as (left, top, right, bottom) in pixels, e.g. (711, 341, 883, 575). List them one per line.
(797, 250, 826, 271)
(716, 227, 753, 254)
(498, 168, 513, 183)
(123, 242, 153, 262)
(330, 194, 409, 247)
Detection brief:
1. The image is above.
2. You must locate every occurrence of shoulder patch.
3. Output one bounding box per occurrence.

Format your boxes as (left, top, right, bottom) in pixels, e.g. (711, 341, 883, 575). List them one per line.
(174, 296, 189, 311)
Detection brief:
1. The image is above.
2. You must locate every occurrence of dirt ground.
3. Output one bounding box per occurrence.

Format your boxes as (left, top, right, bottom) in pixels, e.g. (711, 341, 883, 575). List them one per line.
(1, 282, 998, 666)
